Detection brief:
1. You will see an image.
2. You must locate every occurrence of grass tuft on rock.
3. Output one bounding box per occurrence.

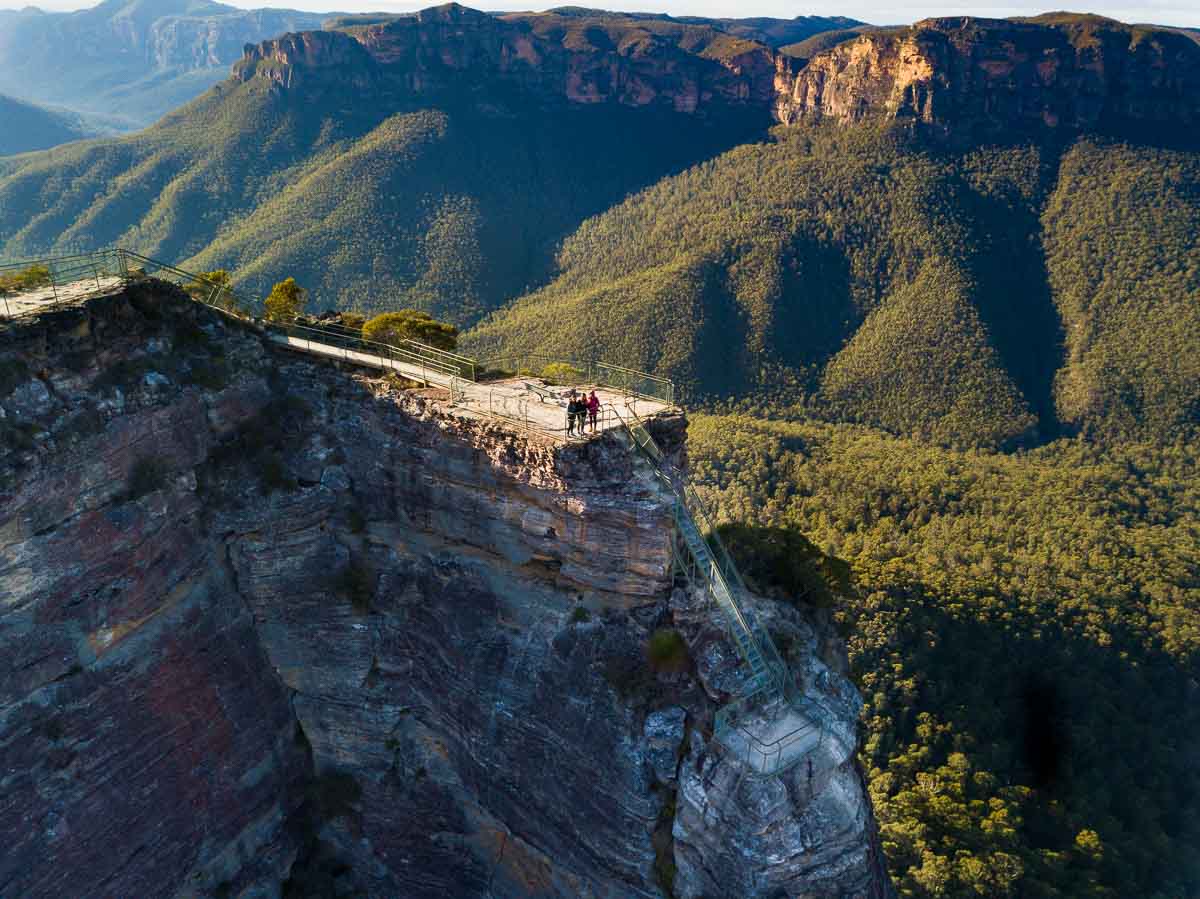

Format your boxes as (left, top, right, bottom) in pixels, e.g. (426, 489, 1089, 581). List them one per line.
(646, 629, 690, 673)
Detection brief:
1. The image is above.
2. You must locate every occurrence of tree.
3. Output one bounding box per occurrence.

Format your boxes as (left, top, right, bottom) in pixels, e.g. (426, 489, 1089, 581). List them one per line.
(263, 278, 307, 322)
(186, 270, 231, 296)
(362, 310, 458, 351)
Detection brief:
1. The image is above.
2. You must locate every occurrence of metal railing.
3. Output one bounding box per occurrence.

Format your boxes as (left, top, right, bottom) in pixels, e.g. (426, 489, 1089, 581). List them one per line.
(117, 249, 256, 319)
(612, 399, 823, 777)
(1, 247, 677, 442)
(300, 320, 477, 380)
(481, 355, 674, 406)
(448, 377, 624, 441)
(265, 320, 463, 386)
(1, 250, 125, 318)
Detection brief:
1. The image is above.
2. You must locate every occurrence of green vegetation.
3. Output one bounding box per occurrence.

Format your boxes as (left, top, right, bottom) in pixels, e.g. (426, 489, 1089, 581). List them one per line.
(0, 263, 51, 293)
(540, 362, 585, 385)
(263, 277, 307, 323)
(646, 629, 691, 673)
(126, 456, 168, 499)
(778, 27, 869, 59)
(714, 522, 848, 608)
(466, 125, 1050, 445)
(468, 125, 1199, 448)
(689, 412, 1200, 898)
(362, 310, 458, 351)
(0, 59, 761, 327)
(0, 95, 90, 156)
(1041, 141, 1200, 443)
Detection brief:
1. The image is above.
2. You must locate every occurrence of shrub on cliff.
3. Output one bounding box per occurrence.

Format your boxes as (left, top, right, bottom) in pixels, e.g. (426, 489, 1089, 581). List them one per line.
(362, 310, 458, 351)
(185, 269, 231, 297)
(263, 277, 307, 322)
(646, 629, 690, 673)
(540, 362, 585, 385)
(0, 263, 51, 294)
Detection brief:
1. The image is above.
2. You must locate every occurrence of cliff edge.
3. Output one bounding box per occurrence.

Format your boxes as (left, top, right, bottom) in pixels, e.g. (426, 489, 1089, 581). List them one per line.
(0, 282, 889, 897)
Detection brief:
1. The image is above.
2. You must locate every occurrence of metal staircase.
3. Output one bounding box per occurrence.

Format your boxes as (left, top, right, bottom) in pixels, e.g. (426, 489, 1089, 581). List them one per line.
(615, 402, 823, 776)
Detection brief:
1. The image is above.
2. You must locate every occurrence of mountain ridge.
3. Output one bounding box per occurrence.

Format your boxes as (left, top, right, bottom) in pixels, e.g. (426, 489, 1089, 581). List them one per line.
(0, 0, 327, 127)
(1, 6, 1198, 448)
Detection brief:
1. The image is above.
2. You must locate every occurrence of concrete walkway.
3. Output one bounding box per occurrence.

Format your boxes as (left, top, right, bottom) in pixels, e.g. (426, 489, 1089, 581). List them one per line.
(0, 277, 124, 318)
(269, 334, 671, 442)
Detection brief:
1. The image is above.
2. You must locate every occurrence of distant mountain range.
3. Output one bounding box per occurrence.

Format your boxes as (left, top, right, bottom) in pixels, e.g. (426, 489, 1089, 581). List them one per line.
(1, 5, 1197, 447)
(0, 0, 863, 135)
(0, 0, 326, 128)
(0, 93, 96, 154)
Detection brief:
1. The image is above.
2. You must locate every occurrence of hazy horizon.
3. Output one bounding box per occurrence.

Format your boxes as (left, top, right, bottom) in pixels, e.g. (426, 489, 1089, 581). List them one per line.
(2, 0, 1197, 29)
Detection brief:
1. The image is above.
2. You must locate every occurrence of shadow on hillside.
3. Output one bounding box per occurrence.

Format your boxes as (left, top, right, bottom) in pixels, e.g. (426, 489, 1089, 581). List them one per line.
(962, 181, 1065, 442)
(859, 585, 1199, 875)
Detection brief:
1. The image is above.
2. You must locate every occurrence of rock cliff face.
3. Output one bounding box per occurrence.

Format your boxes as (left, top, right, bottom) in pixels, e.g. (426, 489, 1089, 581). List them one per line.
(233, 7, 1200, 135)
(237, 4, 779, 115)
(773, 16, 1200, 133)
(0, 0, 325, 124)
(1, 282, 888, 897)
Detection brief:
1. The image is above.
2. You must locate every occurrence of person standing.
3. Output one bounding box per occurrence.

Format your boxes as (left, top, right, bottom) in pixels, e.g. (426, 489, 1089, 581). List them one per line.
(587, 390, 600, 432)
(566, 393, 578, 436)
(576, 392, 588, 435)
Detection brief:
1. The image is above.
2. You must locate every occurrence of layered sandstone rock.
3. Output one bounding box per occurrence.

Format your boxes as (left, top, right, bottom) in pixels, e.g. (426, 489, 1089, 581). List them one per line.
(1, 282, 888, 897)
(234, 8, 1200, 136)
(236, 3, 778, 116)
(774, 16, 1200, 133)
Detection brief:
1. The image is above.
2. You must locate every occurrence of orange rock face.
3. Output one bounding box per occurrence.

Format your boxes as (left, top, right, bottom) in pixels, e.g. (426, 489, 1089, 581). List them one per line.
(774, 17, 1200, 133)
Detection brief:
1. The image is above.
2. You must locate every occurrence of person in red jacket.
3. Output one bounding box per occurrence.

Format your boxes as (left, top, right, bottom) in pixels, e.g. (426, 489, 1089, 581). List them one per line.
(587, 390, 600, 432)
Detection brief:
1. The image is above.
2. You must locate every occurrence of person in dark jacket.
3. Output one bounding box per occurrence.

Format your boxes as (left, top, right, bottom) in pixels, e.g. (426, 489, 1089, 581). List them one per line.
(576, 392, 589, 434)
(566, 393, 579, 436)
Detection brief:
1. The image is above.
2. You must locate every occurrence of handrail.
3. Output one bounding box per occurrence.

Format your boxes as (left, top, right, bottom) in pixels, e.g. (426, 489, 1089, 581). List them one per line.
(481, 354, 674, 406)
(267, 320, 463, 381)
(612, 398, 819, 775)
(298, 319, 477, 378)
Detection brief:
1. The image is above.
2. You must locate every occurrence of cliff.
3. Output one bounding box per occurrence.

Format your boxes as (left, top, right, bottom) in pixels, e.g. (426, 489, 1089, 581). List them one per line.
(236, 3, 779, 114)
(230, 7, 1200, 136)
(0, 0, 326, 125)
(774, 15, 1200, 134)
(0, 282, 889, 897)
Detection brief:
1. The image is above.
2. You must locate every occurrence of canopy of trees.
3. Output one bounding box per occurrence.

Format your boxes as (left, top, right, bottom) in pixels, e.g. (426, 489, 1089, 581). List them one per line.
(689, 412, 1200, 898)
(466, 126, 1200, 448)
(263, 277, 307, 322)
(362, 309, 458, 351)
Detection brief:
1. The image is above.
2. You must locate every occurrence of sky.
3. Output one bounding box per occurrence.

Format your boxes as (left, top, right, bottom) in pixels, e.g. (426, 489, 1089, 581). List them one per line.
(4, 0, 1198, 28)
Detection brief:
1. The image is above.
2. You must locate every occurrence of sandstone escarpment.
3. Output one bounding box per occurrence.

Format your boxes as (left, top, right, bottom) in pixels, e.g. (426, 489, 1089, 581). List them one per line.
(774, 16, 1200, 134)
(232, 6, 1200, 138)
(236, 3, 778, 115)
(1, 282, 887, 897)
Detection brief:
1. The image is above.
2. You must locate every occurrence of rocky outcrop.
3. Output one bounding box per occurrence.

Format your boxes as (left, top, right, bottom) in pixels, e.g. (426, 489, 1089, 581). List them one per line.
(1, 282, 888, 897)
(237, 30, 379, 90)
(236, 3, 779, 116)
(774, 16, 1200, 134)
(232, 7, 1200, 135)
